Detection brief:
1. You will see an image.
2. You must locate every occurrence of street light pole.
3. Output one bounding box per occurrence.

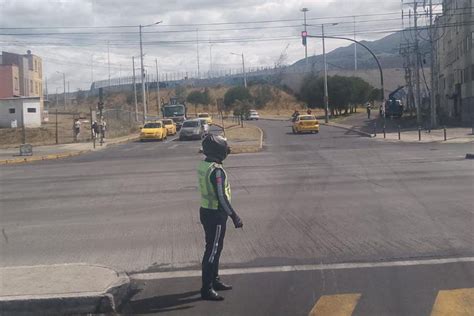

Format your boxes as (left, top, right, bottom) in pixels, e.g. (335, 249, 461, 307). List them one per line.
(132, 57, 138, 122)
(322, 24, 329, 123)
(139, 24, 147, 121)
(139, 21, 162, 122)
(155, 58, 160, 117)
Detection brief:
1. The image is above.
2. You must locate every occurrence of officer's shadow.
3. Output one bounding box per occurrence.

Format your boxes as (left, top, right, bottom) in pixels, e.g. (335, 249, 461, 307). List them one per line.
(122, 290, 201, 314)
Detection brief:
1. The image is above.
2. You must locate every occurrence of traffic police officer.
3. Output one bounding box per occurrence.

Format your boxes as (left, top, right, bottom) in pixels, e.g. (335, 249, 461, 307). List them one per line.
(198, 134, 243, 301)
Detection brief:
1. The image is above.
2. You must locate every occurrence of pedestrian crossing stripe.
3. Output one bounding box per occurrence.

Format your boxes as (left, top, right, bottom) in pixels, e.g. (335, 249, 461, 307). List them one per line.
(431, 288, 474, 316)
(308, 288, 474, 316)
(309, 293, 361, 316)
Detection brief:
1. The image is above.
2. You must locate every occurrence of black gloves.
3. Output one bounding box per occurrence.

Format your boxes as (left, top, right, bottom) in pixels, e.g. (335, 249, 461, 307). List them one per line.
(230, 212, 243, 228)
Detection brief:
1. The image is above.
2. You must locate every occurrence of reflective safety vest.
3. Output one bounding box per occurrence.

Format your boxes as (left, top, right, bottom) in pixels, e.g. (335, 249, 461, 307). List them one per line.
(198, 161, 231, 210)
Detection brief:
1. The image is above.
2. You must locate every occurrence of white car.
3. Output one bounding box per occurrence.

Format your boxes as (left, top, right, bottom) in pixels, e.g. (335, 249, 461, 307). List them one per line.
(248, 110, 260, 120)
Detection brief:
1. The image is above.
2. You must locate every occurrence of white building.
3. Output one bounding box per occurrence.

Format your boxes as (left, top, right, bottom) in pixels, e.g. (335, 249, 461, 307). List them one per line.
(0, 97, 42, 128)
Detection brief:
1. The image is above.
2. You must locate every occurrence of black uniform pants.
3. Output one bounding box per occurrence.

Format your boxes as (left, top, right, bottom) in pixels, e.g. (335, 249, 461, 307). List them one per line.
(200, 207, 228, 291)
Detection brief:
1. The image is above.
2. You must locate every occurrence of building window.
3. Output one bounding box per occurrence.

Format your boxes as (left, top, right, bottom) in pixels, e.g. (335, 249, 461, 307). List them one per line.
(9, 108, 15, 114)
(29, 80, 33, 93)
(27, 108, 37, 113)
(14, 77, 19, 90)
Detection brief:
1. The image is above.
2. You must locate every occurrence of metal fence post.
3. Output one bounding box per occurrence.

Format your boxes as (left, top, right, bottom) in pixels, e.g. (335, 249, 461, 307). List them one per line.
(398, 125, 401, 140)
(418, 126, 421, 141)
(383, 124, 386, 139)
(373, 122, 377, 137)
(444, 126, 447, 141)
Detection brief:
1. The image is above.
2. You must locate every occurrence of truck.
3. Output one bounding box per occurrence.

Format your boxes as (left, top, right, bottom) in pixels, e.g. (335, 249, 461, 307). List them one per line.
(382, 86, 405, 118)
(162, 97, 187, 130)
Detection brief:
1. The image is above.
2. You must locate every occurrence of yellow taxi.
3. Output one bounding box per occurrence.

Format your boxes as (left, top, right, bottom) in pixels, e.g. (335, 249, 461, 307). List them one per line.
(292, 115, 320, 134)
(162, 119, 177, 136)
(198, 113, 212, 125)
(140, 121, 168, 141)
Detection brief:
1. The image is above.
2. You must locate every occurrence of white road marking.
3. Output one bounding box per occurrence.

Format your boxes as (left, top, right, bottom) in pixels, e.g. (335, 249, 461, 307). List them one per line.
(168, 144, 179, 149)
(131, 256, 474, 280)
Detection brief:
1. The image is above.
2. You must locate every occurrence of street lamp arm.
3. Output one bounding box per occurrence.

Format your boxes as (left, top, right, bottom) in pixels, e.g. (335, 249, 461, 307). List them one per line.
(307, 34, 385, 102)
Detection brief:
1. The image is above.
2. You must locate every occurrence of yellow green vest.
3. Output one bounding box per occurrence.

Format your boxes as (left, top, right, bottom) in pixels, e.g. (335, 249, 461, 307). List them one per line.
(198, 161, 231, 210)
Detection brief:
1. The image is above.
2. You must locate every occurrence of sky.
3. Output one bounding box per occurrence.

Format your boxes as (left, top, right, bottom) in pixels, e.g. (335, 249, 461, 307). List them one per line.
(0, 0, 413, 92)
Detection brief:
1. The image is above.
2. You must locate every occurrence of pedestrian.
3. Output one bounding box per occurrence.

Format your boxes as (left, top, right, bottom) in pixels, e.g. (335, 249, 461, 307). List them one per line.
(100, 119, 107, 140)
(291, 109, 300, 122)
(197, 134, 243, 301)
(366, 103, 371, 119)
(91, 121, 98, 138)
(73, 119, 81, 142)
(307, 109, 312, 115)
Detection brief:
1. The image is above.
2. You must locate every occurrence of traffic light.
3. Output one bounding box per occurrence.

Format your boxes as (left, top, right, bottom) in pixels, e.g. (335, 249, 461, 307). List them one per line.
(301, 31, 307, 46)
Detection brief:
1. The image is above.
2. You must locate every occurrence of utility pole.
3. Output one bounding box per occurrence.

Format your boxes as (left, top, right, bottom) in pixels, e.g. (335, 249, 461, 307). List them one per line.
(429, 0, 437, 127)
(132, 56, 138, 121)
(354, 16, 357, 71)
(45, 77, 48, 104)
(322, 24, 329, 123)
(301, 8, 309, 65)
(91, 54, 94, 83)
(139, 24, 147, 121)
(196, 29, 201, 79)
(107, 41, 111, 87)
(155, 58, 160, 117)
(209, 42, 214, 79)
(414, 1, 422, 125)
(242, 53, 247, 88)
(67, 81, 70, 107)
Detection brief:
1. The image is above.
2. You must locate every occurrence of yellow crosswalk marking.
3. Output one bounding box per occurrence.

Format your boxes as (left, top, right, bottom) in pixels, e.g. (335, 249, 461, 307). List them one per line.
(431, 288, 474, 316)
(309, 293, 361, 316)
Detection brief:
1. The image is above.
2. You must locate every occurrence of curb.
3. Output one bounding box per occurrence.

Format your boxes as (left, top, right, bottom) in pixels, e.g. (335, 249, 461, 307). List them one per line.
(0, 135, 139, 166)
(0, 265, 131, 315)
(321, 122, 373, 138)
(0, 150, 90, 165)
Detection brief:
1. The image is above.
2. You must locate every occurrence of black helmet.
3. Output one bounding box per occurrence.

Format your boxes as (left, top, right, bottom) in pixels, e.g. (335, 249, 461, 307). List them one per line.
(202, 134, 230, 161)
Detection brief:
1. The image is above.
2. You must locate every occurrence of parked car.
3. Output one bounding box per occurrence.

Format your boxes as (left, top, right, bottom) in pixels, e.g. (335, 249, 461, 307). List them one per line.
(179, 119, 206, 140)
(140, 121, 168, 141)
(247, 109, 260, 120)
(292, 115, 319, 134)
(198, 112, 213, 125)
(162, 119, 177, 136)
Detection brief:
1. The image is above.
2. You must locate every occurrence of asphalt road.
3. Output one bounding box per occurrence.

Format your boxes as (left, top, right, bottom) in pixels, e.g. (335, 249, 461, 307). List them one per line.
(1, 120, 473, 315)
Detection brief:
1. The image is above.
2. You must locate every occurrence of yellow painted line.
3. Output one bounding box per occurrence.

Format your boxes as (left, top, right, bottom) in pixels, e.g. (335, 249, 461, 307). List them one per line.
(431, 288, 474, 316)
(309, 293, 361, 316)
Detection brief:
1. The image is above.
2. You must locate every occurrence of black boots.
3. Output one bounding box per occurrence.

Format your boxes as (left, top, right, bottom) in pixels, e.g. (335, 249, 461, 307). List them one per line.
(201, 288, 224, 301)
(213, 277, 233, 291)
(201, 277, 232, 301)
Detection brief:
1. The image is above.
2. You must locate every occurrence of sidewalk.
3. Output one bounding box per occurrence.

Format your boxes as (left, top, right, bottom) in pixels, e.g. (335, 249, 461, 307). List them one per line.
(0, 264, 130, 315)
(330, 112, 474, 144)
(0, 134, 139, 165)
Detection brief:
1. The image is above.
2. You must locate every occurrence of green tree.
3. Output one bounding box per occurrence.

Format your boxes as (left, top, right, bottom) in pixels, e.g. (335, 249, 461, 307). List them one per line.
(368, 88, 383, 102)
(223, 86, 252, 109)
(187, 89, 212, 115)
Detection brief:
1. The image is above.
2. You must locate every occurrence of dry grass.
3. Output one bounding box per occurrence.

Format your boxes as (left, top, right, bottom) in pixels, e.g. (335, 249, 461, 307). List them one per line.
(223, 122, 261, 142)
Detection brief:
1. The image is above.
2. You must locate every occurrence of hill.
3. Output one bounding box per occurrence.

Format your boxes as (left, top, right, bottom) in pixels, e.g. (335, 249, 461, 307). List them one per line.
(292, 29, 430, 71)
